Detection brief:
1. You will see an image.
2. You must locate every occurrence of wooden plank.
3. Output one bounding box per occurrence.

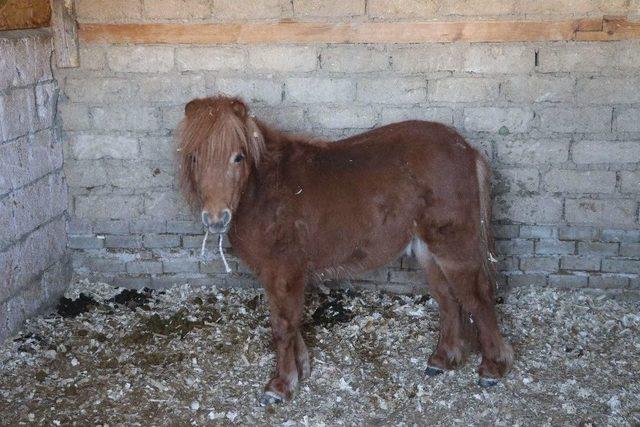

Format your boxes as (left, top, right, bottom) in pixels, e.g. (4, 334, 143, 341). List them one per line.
(0, 0, 51, 31)
(79, 20, 585, 45)
(51, 0, 79, 67)
(575, 16, 640, 41)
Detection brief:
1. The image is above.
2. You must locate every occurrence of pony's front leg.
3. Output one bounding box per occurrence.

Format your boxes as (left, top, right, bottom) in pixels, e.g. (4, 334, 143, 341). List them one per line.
(259, 272, 306, 405)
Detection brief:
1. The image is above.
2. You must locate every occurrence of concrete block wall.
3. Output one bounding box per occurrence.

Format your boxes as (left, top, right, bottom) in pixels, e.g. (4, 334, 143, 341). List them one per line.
(0, 29, 71, 341)
(59, 0, 640, 294)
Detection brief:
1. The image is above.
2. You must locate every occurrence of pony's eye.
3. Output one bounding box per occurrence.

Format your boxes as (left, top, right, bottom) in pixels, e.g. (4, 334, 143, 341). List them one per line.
(233, 153, 245, 163)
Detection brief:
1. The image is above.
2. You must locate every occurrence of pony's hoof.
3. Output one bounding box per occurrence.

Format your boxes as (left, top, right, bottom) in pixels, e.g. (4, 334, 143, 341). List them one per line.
(425, 365, 445, 377)
(478, 377, 499, 388)
(258, 391, 284, 406)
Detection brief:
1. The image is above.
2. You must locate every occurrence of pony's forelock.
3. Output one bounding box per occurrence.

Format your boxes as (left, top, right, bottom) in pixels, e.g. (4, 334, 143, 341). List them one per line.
(176, 97, 265, 212)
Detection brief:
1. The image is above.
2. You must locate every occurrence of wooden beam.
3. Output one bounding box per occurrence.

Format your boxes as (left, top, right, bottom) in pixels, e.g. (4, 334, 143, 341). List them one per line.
(575, 16, 640, 41)
(78, 17, 640, 45)
(0, 0, 51, 31)
(51, 0, 79, 67)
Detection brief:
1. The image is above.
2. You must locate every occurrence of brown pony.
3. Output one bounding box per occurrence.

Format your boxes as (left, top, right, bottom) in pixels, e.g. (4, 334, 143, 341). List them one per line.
(177, 96, 513, 405)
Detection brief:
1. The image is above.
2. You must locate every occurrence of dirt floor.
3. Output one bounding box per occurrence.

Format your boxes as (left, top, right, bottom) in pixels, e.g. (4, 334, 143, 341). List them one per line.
(1, 280, 639, 426)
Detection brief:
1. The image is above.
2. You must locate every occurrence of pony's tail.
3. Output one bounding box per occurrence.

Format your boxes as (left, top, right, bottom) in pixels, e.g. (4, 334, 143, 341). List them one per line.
(476, 155, 498, 290)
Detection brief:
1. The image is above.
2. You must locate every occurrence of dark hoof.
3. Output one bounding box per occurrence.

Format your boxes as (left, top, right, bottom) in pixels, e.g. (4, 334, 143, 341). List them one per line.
(425, 365, 445, 377)
(478, 377, 499, 388)
(258, 391, 283, 406)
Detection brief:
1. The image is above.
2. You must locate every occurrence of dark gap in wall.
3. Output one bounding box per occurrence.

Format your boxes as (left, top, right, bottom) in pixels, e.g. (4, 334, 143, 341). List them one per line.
(534, 49, 539, 67)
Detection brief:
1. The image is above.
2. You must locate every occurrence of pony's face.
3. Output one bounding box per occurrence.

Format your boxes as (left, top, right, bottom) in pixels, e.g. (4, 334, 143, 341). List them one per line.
(177, 97, 264, 234)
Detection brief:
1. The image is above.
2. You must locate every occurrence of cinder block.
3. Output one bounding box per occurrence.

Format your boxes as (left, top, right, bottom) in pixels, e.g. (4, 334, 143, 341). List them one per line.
(463, 107, 533, 133)
(107, 46, 174, 73)
(64, 160, 108, 188)
(94, 220, 129, 235)
(588, 274, 630, 289)
(520, 256, 559, 272)
(0, 88, 35, 141)
(537, 107, 612, 133)
(507, 273, 547, 287)
(251, 106, 308, 132)
(545, 170, 616, 193)
(391, 45, 462, 73)
(519, 225, 556, 239)
(143, 234, 180, 248)
(77, 0, 143, 22)
(167, 220, 202, 234)
(577, 77, 640, 105)
(620, 243, 640, 257)
(213, 0, 292, 20)
(79, 47, 107, 70)
(200, 259, 239, 274)
(493, 168, 539, 195)
(91, 106, 160, 131)
(126, 260, 163, 274)
(441, 0, 514, 16)
(496, 239, 534, 256)
(212, 78, 283, 105)
(614, 108, 640, 132)
(368, 0, 438, 18)
(68, 236, 104, 249)
(462, 45, 533, 74)
(380, 107, 454, 125)
(573, 141, 640, 164)
(12, 173, 67, 238)
(75, 194, 144, 220)
(59, 103, 91, 131)
(560, 256, 601, 271)
(85, 257, 127, 273)
(429, 77, 499, 103)
(558, 226, 597, 241)
(537, 43, 615, 73)
(144, 192, 192, 218)
(69, 134, 139, 160)
(535, 239, 575, 255)
(602, 258, 640, 274)
(67, 217, 93, 235)
(34, 82, 56, 131)
(139, 136, 174, 161)
(294, 0, 365, 17)
(600, 229, 640, 243)
(357, 78, 426, 104)
(143, 0, 210, 19)
(501, 75, 574, 103)
(493, 196, 563, 224)
(130, 219, 167, 234)
(0, 32, 52, 90)
(495, 138, 570, 165)
(105, 235, 142, 249)
(578, 241, 619, 256)
(548, 274, 588, 288)
(285, 77, 355, 103)
(307, 106, 377, 129)
(64, 77, 137, 104)
(494, 224, 520, 239)
(321, 46, 389, 73)
(176, 47, 245, 71)
(137, 75, 205, 103)
(163, 259, 200, 273)
(565, 199, 637, 227)
(248, 46, 317, 72)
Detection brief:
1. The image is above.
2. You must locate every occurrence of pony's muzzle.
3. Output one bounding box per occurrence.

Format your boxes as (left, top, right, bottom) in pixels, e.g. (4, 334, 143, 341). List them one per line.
(202, 209, 232, 233)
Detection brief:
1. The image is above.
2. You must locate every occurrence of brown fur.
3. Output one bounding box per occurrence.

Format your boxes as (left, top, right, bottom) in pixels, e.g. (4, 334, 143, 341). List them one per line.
(177, 96, 513, 402)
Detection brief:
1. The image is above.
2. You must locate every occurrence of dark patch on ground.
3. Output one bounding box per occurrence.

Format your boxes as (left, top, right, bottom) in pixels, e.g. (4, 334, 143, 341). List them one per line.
(109, 288, 153, 310)
(310, 290, 354, 327)
(56, 294, 99, 318)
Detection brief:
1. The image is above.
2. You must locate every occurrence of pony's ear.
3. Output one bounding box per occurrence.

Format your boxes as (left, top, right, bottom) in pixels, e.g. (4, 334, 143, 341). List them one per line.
(230, 99, 247, 119)
(246, 116, 265, 157)
(184, 99, 200, 116)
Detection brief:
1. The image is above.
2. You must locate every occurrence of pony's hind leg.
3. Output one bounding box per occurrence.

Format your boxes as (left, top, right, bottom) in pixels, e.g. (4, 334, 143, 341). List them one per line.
(259, 271, 306, 405)
(423, 258, 468, 376)
(438, 263, 513, 386)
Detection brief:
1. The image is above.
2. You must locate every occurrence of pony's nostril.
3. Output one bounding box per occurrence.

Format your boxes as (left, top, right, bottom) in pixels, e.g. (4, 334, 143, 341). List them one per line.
(221, 209, 232, 226)
(201, 211, 211, 227)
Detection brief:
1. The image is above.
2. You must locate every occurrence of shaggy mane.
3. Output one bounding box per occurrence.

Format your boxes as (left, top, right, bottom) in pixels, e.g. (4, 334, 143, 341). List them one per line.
(176, 96, 265, 211)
